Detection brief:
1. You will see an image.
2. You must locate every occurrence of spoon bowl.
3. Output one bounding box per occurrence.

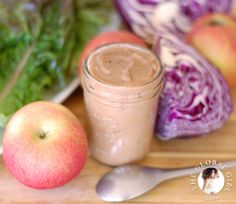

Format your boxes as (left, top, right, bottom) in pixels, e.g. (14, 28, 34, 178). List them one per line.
(96, 165, 165, 202)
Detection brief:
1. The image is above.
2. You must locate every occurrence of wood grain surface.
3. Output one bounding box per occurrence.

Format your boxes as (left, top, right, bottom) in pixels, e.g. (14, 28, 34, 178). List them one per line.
(0, 87, 236, 204)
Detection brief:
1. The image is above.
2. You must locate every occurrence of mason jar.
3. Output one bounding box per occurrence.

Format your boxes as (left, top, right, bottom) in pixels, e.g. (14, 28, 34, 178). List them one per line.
(83, 43, 163, 166)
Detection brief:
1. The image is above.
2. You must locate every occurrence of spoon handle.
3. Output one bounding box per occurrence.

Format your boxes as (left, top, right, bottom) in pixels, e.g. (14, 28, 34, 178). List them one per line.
(161, 166, 196, 181)
(223, 160, 236, 169)
(161, 160, 236, 181)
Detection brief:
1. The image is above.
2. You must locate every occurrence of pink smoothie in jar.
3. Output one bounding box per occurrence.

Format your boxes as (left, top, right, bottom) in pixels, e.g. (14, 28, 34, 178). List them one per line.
(83, 43, 163, 166)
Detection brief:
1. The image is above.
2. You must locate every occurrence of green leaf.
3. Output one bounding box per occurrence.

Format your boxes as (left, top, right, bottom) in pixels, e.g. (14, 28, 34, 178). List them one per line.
(0, 0, 113, 120)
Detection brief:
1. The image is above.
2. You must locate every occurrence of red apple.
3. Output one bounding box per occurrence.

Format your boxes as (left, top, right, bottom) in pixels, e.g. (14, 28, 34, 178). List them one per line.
(187, 13, 236, 86)
(3, 101, 88, 189)
(78, 31, 147, 79)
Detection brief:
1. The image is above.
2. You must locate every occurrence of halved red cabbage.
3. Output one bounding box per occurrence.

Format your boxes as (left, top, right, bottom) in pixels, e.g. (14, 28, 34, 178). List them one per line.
(153, 32, 233, 139)
(114, 0, 233, 43)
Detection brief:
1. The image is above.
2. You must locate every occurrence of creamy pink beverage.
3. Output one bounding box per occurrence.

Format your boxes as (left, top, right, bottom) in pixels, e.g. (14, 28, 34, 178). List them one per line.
(83, 43, 163, 166)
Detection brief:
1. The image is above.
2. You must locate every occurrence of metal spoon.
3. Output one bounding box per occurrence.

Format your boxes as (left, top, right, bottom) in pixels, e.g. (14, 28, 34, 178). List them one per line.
(96, 160, 236, 202)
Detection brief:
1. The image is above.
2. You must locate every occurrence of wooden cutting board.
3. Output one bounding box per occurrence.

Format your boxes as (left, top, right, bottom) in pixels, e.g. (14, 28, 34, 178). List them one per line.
(0, 87, 235, 204)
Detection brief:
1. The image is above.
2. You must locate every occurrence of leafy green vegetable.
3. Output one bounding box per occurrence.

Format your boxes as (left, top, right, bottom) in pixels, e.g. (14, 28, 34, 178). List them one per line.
(0, 0, 112, 118)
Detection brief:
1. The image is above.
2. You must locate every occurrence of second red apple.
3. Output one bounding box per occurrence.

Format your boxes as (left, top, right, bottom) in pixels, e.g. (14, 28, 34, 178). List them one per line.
(187, 13, 236, 86)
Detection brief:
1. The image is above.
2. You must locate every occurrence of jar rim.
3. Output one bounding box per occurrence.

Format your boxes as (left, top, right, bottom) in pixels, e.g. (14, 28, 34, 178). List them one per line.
(83, 42, 163, 89)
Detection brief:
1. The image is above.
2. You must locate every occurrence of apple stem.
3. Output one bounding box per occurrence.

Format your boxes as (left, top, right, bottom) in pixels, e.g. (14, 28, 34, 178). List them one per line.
(209, 20, 222, 26)
(39, 132, 47, 139)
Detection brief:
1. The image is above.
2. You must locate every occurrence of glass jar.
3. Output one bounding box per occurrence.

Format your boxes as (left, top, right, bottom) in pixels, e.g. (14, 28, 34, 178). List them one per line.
(83, 43, 163, 166)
